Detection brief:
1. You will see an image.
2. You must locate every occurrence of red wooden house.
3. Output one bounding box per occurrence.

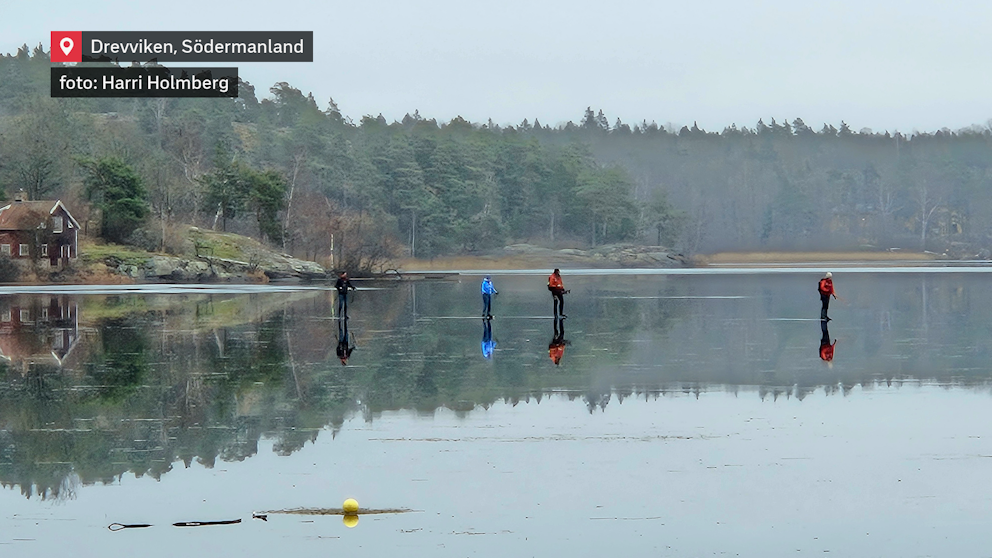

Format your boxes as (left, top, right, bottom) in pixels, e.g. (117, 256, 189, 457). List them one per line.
(0, 191, 80, 269)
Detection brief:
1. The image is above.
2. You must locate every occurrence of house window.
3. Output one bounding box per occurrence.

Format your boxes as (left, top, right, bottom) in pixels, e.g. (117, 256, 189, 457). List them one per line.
(1, 310, 9, 322)
(53, 216, 63, 233)
(19, 309, 29, 322)
(0, 244, 8, 256)
(19, 244, 28, 257)
(41, 307, 48, 320)
(41, 244, 48, 257)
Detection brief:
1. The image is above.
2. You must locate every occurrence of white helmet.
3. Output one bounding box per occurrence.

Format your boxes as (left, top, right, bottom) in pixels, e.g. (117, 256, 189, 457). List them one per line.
(825, 272, 832, 278)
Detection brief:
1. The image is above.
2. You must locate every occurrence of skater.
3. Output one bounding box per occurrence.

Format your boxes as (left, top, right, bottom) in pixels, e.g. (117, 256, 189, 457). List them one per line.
(818, 271, 837, 321)
(548, 317, 568, 366)
(336, 314, 355, 365)
(481, 275, 497, 318)
(548, 269, 569, 318)
(336, 271, 357, 318)
(819, 321, 836, 362)
(481, 319, 496, 359)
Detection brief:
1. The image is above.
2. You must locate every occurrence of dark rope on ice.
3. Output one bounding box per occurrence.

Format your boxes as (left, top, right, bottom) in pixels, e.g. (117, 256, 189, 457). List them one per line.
(108, 523, 151, 531)
(173, 519, 242, 527)
(109, 518, 242, 530)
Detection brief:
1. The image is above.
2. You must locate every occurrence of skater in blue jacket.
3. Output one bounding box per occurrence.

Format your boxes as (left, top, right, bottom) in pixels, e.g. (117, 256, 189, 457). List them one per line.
(481, 275, 498, 319)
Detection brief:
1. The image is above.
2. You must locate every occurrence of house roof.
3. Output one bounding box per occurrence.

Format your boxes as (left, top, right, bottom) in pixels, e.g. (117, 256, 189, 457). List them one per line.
(0, 200, 80, 231)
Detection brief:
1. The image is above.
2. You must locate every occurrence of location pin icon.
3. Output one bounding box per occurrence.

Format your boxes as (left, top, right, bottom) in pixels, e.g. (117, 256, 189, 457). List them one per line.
(60, 37, 74, 56)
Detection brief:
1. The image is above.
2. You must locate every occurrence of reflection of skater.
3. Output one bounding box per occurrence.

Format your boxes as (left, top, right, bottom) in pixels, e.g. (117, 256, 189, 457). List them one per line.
(481, 318, 496, 359)
(336, 271, 357, 318)
(548, 269, 569, 318)
(549, 317, 569, 366)
(336, 315, 355, 365)
(818, 271, 837, 321)
(481, 275, 498, 318)
(819, 320, 836, 362)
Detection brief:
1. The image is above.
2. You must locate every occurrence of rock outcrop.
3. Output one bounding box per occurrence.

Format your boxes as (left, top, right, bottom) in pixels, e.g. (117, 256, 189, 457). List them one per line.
(500, 244, 688, 268)
(139, 253, 326, 282)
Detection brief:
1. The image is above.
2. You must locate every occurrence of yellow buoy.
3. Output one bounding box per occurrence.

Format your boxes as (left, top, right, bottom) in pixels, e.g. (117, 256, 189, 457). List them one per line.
(342, 498, 359, 514)
(342, 514, 359, 528)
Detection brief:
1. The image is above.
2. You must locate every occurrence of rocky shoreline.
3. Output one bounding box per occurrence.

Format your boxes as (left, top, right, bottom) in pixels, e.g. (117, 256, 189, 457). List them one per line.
(125, 243, 688, 282)
(75, 232, 691, 285)
(113, 252, 327, 282)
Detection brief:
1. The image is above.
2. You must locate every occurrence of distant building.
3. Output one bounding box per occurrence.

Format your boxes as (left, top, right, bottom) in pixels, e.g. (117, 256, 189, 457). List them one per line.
(0, 191, 80, 269)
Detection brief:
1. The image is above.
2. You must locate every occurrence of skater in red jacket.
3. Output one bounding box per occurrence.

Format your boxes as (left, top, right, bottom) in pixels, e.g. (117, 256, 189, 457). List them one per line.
(818, 272, 837, 321)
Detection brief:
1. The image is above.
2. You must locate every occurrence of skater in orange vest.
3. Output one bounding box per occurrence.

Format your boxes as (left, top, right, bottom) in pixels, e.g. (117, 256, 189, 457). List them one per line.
(548, 269, 569, 318)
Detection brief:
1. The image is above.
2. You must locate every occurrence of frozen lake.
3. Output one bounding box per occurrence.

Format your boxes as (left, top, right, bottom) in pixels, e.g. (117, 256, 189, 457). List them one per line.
(1, 270, 991, 556)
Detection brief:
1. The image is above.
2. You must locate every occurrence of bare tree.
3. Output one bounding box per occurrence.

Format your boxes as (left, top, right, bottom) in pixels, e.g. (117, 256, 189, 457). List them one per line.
(913, 179, 942, 250)
(0, 99, 72, 200)
(282, 147, 307, 252)
(875, 178, 902, 243)
(151, 98, 169, 147)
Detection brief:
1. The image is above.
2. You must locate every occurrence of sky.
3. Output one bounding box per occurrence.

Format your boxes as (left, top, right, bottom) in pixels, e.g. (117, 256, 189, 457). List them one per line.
(3, 0, 991, 133)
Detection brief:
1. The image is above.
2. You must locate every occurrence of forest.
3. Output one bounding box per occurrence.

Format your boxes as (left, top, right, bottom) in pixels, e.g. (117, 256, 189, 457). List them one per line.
(3, 43, 992, 269)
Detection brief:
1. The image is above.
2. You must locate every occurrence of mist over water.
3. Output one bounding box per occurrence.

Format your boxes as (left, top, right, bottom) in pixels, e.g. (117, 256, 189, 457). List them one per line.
(1, 272, 991, 556)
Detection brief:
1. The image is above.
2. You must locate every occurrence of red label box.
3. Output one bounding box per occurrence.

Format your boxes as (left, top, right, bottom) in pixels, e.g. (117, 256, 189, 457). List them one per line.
(51, 31, 82, 63)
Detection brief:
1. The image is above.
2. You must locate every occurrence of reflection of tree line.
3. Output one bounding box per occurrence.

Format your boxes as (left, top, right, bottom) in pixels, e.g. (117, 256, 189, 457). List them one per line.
(4, 275, 992, 499)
